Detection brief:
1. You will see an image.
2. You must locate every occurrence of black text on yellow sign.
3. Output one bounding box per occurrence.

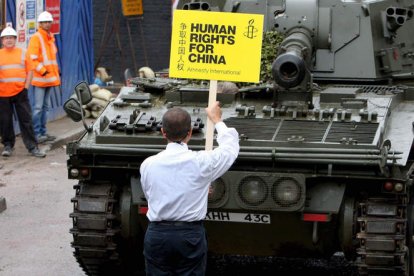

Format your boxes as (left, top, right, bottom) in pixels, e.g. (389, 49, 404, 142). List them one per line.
(121, 0, 143, 16)
(169, 10, 263, 83)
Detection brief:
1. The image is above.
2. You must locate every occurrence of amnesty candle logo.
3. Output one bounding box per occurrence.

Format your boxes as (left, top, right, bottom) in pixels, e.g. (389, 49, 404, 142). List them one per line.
(170, 10, 263, 83)
(245, 19, 258, 39)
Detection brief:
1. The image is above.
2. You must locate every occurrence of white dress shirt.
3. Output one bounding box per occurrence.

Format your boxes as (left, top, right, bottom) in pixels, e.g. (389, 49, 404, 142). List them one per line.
(140, 121, 239, 222)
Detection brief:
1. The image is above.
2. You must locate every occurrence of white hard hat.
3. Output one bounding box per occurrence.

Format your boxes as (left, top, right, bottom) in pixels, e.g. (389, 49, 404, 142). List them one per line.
(37, 11, 53, 22)
(1, 27, 17, 38)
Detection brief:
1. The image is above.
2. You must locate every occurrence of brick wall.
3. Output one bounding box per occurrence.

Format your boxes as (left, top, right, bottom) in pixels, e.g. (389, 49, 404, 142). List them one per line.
(93, 0, 172, 83)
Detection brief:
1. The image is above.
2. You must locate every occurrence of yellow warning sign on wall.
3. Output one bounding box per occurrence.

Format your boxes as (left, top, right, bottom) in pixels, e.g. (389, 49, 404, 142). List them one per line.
(169, 10, 263, 83)
(121, 0, 143, 16)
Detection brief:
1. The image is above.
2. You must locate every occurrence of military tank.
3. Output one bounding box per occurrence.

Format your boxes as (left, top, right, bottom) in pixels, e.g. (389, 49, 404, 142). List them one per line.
(65, 0, 414, 275)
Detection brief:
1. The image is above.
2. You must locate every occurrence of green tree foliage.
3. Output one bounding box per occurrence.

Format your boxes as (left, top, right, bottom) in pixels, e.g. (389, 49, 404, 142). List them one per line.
(236, 29, 284, 87)
(260, 30, 284, 83)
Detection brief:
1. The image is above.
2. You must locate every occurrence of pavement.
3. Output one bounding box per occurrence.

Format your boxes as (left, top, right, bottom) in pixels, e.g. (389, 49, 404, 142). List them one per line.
(39, 116, 92, 152)
(15, 116, 92, 155)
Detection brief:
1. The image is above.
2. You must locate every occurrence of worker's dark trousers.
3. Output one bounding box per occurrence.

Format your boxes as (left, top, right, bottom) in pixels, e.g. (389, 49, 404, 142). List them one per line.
(144, 221, 207, 276)
(0, 89, 37, 151)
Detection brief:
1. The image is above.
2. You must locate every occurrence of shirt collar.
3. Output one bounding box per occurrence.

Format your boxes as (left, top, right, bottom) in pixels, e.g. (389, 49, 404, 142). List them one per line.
(166, 142, 188, 151)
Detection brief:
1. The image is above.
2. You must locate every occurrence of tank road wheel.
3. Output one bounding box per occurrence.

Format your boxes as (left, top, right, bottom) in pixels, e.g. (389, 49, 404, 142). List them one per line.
(117, 186, 145, 275)
(339, 197, 358, 261)
(70, 181, 144, 275)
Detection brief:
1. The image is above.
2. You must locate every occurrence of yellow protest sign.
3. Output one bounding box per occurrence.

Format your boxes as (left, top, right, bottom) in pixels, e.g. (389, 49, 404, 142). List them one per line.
(169, 10, 263, 83)
(121, 0, 143, 16)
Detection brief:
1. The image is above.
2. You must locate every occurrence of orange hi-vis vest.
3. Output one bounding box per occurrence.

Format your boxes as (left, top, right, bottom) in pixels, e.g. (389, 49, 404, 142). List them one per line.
(0, 47, 28, 97)
(27, 28, 60, 87)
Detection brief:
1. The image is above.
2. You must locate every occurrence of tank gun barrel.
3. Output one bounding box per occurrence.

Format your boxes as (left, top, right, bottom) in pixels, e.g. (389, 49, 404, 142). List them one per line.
(270, 26, 314, 108)
(272, 29, 313, 89)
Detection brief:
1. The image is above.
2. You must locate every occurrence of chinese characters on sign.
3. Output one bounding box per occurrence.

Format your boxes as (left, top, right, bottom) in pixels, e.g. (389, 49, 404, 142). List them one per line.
(176, 23, 187, 72)
(169, 10, 263, 83)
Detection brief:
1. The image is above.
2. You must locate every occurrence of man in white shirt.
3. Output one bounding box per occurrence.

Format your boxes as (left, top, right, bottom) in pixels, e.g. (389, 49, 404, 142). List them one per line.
(140, 101, 239, 275)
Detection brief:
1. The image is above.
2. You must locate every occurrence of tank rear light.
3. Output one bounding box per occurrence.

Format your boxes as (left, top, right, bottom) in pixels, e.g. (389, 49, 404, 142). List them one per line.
(208, 178, 226, 204)
(394, 183, 404, 192)
(80, 168, 90, 177)
(233, 174, 305, 211)
(383, 182, 404, 192)
(138, 206, 148, 215)
(273, 178, 301, 206)
(70, 168, 79, 177)
(384, 181, 394, 191)
(302, 213, 330, 222)
(238, 176, 267, 206)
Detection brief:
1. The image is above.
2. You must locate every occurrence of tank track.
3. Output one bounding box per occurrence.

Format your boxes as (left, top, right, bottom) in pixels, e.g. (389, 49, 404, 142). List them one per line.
(355, 197, 409, 275)
(70, 181, 121, 275)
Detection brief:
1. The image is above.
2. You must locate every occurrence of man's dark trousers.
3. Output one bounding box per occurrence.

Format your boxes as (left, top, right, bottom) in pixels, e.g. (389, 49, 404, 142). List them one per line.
(144, 221, 207, 276)
(0, 89, 37, 150)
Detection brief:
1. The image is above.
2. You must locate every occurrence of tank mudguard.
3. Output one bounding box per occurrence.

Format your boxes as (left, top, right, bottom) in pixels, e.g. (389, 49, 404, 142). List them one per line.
(304, 182, 346, 214)
(131, 176, 147, 205)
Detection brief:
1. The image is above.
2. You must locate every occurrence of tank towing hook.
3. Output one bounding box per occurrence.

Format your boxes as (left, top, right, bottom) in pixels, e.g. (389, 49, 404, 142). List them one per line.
(312, 221, 319, 244)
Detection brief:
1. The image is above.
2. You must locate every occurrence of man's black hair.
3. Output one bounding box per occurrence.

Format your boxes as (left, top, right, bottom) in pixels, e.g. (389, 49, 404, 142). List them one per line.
(162, 108, 191, 142)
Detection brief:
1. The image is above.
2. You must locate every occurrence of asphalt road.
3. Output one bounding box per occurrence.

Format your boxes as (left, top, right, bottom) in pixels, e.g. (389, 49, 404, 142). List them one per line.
(0, 144, 85, 276)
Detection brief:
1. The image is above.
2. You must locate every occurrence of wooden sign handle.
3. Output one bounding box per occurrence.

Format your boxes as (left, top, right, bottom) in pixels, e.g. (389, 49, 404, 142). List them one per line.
(205, 80, 217, 151)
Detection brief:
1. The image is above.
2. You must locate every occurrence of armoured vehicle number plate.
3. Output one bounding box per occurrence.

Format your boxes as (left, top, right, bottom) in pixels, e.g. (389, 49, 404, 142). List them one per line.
(205, 212, 271, 224)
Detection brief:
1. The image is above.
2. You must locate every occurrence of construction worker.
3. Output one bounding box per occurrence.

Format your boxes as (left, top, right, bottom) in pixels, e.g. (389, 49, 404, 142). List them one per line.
(0, 27, 46, 158)
(27, 11, 60, 143)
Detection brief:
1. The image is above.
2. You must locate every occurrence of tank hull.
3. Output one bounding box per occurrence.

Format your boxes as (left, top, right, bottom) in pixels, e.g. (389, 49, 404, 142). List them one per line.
(66, 0, 414, 275)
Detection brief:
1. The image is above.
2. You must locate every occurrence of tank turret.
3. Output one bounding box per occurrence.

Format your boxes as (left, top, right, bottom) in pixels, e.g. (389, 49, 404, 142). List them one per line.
(271, 0, 414, 81)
